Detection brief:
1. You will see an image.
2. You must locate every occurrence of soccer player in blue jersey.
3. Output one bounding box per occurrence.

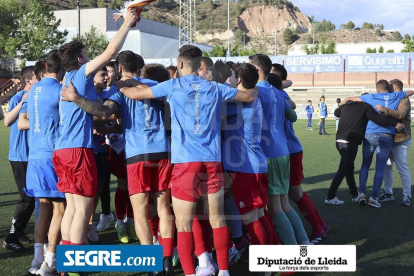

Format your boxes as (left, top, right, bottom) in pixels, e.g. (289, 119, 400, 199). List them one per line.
(54, 10, 137, 250)
(60, 51, 176, 275)
(222, 63, 277, 249)
(341, 79, 414, 207)
(271, 63, 330, 244)
(249, 55, 310, 246)
(114, 45, 257, 276)
(18, 51, 66, 276)
(2, 66, 37, 252)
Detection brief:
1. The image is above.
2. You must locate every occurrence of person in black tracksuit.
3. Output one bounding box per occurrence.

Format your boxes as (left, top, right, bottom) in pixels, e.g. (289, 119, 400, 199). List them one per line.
(325, 100, 400, 204)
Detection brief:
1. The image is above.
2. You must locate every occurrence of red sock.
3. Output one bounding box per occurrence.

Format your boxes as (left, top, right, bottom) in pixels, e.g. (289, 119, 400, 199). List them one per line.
(177, 232, 195, 275)
(213, 226, 230, 270)
(149, 219, 157, 238)
(157, 221, 163, 245)
(162, 238, 174, 257)
(246, 220, 266, 245)
(296, 192, 323, 234)
(259, 215, 274, 245)
(264, 209, 280, 245)
(305, 192, 325, 227)
(71, 242, 86, 245)
(125, 195, 133, 219)
(61, 239, 70, 245)
(115, 188, 128, 220)
(192, 216, 207, 256)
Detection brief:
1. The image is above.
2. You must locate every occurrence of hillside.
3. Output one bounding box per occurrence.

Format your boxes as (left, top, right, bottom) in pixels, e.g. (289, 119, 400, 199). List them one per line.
(43, 0, 404, 55)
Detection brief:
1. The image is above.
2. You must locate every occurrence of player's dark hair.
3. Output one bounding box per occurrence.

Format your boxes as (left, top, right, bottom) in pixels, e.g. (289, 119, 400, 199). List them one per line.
(336, 98, 341, 103)
(201, 56, 214, 68)
(267, 73, 282, 90)
(58, 41, 85, 72)
(136, 54, 145, 73)
(210, 60, 232, 84)
(178, 45, 202, 72)
(116, 51, 139, 73)
(308, 100, 312, 103)
(142, 64, 170, 83)
(390, 79, 403, 92)
(271, 63, 288, 80)
(34, 60, 46, 81)
(234, 63, 259, 89)
(21, 66, 35, 83)
(167, 65, 177, 72)
(376, 79, 390, 92)
(249, 54, 272, 76)
(106, 61, 116, 68)
(46, 50, 61, 74)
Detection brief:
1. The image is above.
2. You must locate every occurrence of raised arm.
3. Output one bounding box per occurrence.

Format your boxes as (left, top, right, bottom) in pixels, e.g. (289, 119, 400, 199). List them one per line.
(61, 81, 119, 120)
(4, 93, 27, 127)
(17, 112, 29, 130)
(85, 9, 137, 77)
(120, 86, 154, 101)
(404, 90, 414, 98)
(366, 106, 398, 128)
(375, 98, 409, 120)
(282, 80, 292, 89)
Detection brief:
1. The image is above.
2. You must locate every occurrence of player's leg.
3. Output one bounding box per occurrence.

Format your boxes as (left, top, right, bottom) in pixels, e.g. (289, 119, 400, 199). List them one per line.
(114, 177, 129, 243)
(61, 193, 74, 244)
(392, 140, 412, 205)
(359, 135, 375, 204)
(70, 194, 95, 244)
(130, 192, 152, 244)
(280, 195, 310, 245)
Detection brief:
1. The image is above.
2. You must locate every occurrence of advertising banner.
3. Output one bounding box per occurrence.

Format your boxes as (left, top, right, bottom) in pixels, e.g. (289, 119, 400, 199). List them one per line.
(285, 55, 344, 73)
(345, 53, 409, 72)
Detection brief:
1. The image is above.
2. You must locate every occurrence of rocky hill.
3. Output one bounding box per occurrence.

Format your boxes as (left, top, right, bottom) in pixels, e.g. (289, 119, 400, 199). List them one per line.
(44, 0, 403, 55)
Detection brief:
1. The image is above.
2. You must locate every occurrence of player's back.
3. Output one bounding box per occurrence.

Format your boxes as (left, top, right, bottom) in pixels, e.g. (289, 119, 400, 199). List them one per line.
(56, 64, 96, 150)
(151, 75, 237, 163)
(222, 99, 267, 173)
(27, 77, 62, 159)
(256, 81, 289, 159)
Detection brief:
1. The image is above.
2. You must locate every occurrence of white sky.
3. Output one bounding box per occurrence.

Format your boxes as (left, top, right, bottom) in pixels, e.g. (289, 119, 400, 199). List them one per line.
(294, 0, 414, 36)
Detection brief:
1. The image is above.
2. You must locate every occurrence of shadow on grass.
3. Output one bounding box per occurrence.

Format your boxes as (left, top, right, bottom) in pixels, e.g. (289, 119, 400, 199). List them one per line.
(302, 169, 373, 185)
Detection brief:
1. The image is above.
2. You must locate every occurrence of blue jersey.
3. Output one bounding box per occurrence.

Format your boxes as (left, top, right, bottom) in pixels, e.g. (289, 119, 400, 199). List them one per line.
(305, 105, 314, 114)
(279, 89, 303, 154)
(107, 78, 170, 159)
(93, 90, 110, 154)
(55, 64, 96, 150)
(319, 102, 328, 117)
(8, 90, 29, 161)
(26, 77, 61, 159)
(256, 81, 290, 159)
(222, 99, 267, 173)
(151, 75, 238, 163)
(360, 92, 406, 135)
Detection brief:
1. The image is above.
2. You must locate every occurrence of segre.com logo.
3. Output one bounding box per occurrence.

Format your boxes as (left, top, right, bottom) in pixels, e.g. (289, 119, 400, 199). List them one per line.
(57, 245, 163, 272)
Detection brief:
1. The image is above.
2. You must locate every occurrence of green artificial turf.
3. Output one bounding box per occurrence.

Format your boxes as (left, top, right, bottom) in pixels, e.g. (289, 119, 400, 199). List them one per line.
(0, 120, 413, 276)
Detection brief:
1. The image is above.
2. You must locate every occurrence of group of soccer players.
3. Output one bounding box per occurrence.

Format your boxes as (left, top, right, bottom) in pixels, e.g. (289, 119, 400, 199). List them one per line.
(2, 10, 333, 276)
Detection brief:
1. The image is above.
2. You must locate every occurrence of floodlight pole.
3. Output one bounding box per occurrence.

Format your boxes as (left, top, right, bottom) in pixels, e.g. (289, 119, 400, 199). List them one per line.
(274, 5, 277, 56)
(77, 0, 80, 39)
(227, 0, 231, 57)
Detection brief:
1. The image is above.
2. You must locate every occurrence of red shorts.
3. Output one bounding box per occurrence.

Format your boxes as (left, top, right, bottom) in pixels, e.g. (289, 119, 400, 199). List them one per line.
(170, 162, 224, 202)
(127, 159, 172, 196)
(231, 172, 268, 214)
(110, 148, 127, 179)
(290, 153, 304, 186)
(53, 148, 97, 197)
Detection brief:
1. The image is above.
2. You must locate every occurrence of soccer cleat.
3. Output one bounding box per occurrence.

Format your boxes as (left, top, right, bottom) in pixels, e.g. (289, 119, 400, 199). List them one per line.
(172, 248, 180, 267)
(87, 223, 99, 243)
(195, 262, 216, 276)
(164, 257, 175, 276)
(229, 246, 241, 264)
(401, 195, 411, 206)
(29, 259, 42, 274)
(126, 224, 139, 241)
(234, 236, 249, 254)
(324, 197, 344, 205)
(19, 233, 34, 244)
(115, 224, 129, 243)
(309, 128, 314, 130)
(322, 223, 331, 234)
(378, 192, 395, 202)
(2, 240, 25, 252)
(368, 197, 381, 208)
(96, 213, 114, 232)
(309, 231, 327, 245)
(358, 192, 366, 205)
(351, 196, 359, 203)
(36, 261, 59, 276)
